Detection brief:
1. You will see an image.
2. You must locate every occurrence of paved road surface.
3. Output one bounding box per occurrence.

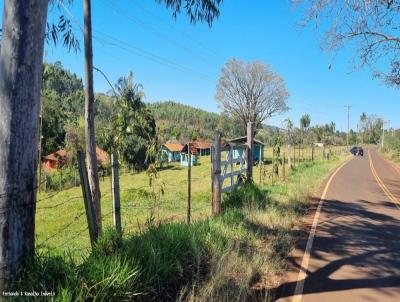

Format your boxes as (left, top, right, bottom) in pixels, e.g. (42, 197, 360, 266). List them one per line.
(276, 148, 400, 302)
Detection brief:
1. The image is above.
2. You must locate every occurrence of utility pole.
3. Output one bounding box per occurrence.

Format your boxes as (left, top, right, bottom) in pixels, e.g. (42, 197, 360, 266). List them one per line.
(344, 105, 351, 146)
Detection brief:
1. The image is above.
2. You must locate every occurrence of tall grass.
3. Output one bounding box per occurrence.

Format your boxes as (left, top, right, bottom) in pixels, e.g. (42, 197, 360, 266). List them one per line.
(15, 156, 347, 301)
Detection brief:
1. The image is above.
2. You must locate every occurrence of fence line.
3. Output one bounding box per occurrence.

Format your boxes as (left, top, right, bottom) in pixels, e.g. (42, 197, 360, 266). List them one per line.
(33, 144, 349, 255)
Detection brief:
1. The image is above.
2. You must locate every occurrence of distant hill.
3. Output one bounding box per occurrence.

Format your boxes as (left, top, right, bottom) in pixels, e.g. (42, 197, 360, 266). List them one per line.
(148, 101, 280, 144)
(148, 101, 243, 142)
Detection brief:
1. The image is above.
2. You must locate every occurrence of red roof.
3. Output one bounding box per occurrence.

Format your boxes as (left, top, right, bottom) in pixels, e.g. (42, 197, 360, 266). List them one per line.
(43, 147, 109, 170)
(43, 149, 67, 162)
(182, 143, 198, 155)
(163, 143, 184, 152)
(96, 147, 109, 165)
(193, 141, 211, 149)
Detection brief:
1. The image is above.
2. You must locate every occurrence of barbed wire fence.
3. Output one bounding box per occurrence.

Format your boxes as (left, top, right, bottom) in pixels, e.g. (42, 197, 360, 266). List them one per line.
(32, 144, 349, 257)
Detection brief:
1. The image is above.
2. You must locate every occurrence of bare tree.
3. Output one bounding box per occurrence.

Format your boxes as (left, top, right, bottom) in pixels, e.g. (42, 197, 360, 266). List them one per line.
(216, 59, 289, 130)
(0, 0, 49, 289)
(295, 0, 400, 86)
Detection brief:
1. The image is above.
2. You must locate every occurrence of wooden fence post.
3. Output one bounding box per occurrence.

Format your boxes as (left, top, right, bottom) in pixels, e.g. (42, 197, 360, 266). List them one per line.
(311, 144, 315, 162)
(111, 153, 121, 233)
(44, 174, 48, 192)
(77, 150, 97, 247)
(246, 122, 254, 180)
(59, 169, 63, 191)
(212, 133, 222, 216)
(271, 147, 275, 185)
(210, 145, 214, 212)
(298, 144, 301, 163)
(187, 143, 192, 223)
(282, 152, 286, 181)
(230, 145, 234, 188)
(293, 145, 296, 166)
(288, 144, 292, 169)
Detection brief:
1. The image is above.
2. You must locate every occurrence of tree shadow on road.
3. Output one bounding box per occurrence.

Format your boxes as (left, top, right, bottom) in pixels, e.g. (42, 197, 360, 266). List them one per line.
(274, 197, 400, 300)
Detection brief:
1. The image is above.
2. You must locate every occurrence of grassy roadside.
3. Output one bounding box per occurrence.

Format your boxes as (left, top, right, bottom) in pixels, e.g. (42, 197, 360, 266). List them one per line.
(17, 154, 348, 302)
(35, 145, 328, 255)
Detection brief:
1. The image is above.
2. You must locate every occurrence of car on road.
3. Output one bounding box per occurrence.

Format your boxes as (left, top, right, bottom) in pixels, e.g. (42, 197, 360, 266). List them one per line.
(350, 146, 363, 156)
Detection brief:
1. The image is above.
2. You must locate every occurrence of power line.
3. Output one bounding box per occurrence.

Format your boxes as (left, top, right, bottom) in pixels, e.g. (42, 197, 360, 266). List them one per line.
(58, 1, 215, 82)
(100, 0, 219, 66)
(130, 0, 225, 61)
(92, 30, 214, 81)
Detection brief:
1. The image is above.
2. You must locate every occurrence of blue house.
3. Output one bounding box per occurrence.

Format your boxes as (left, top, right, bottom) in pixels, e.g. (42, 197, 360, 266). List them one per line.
(227, 136, 265, 163)
(161, 143, 184, 162)
(180, 143, 198, 166)
(193, 141, 211, 156)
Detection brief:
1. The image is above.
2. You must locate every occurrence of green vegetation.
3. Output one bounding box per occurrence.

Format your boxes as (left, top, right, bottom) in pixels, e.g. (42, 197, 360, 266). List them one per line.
(358, 112, 384, 145)
(24, 151, 348, 301)
(381, 134, 400, 161)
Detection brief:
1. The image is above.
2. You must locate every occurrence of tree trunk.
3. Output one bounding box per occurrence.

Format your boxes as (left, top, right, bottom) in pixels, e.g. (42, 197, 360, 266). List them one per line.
(0, 0, 49, 289)
(83, 0, 102, 237)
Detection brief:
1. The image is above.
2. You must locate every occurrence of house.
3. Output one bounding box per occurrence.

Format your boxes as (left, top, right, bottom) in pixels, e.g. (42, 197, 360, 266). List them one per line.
(180, 143, 198, 166)
(193, 141, 211, 156)
(313, 142, 324, 148)
(42, 149, 68, 170)
(227, 136, 265, 163)
(42, 147, 109, 171)
(161, 143, 184, 162)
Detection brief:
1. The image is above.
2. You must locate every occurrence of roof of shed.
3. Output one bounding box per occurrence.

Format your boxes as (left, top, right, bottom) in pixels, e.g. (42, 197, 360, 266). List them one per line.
(193, 141, 211, 149)
(228, 136, 265, 146)
(163, 143, 184, 152)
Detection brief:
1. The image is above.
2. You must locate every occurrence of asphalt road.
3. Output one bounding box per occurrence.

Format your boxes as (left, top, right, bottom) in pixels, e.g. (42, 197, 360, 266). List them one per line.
(276, 148, 400, 302)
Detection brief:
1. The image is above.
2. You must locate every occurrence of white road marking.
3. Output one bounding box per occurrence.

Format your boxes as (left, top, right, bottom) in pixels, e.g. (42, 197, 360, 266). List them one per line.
(291, 158, 353, 302)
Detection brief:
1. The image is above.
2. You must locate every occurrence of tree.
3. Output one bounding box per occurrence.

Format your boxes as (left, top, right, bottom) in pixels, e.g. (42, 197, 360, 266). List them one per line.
(108, 72, 157, 170)
(0, 0, 223, 287)
(297, 0, 400, 87)
(216, 59, 289, 130)
(300, 114, 311, 131)
(0, 0, 49, 289)
(41, 62, 84, 155)
(300, 114, 311, 144)
(360, 112, 367, 144)
(82, 0, 223, 238)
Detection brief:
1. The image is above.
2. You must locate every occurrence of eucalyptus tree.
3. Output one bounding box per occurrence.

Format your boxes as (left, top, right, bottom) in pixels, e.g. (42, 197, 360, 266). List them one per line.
(216, 59, 290, 131)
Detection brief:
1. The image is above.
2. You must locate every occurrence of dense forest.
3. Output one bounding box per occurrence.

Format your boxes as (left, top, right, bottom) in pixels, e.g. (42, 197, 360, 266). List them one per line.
(148, 101, 244, 142)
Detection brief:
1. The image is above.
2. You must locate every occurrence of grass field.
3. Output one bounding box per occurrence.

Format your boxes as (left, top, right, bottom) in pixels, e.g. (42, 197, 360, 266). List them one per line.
(35, 145, 347, 257)
(23, 146, 350, 301)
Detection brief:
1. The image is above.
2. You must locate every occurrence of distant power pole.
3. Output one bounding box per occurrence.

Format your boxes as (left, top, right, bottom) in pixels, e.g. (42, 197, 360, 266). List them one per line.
(345, 105, 351, 146)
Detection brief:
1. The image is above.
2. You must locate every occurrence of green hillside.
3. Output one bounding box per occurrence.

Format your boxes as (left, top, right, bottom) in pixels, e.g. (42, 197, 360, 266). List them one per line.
(148, 101, 280, 144)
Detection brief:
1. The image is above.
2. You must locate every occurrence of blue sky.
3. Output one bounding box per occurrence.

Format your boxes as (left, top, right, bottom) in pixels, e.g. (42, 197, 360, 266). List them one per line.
(1, 0, 399, 130)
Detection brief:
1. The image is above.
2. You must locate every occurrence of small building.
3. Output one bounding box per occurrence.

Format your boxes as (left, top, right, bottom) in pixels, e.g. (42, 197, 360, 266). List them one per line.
(42, 149, 68, 170)
(161, 143, 184, 162)
(180, 143, 198, 166)
(42, 147, 109, 171)
(193, 141, 211, 156)
(313, 142, 324, 148)
(227, 136, 265, 163)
